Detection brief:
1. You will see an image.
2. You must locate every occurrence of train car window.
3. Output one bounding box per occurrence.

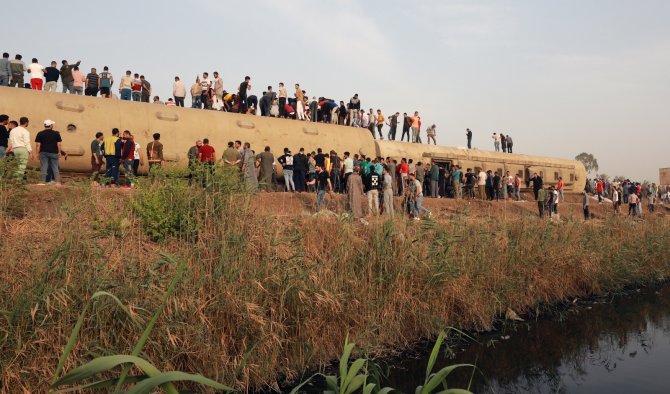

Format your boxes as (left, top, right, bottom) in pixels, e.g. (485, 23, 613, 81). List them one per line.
(66, 124, 77, 133)
(554, 171, 559, 180)
(540, 171, 544, 178)
(570, 173, 575, 182)
(497, 168, 503, 176)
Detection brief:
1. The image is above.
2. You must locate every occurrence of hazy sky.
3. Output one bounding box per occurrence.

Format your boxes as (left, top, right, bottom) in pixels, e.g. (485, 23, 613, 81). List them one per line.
(4, 0, 669, 181)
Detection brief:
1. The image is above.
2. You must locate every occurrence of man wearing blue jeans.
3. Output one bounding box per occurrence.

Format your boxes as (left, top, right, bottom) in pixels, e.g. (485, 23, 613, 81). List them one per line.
(307, 165, 332, 212)
(34, 120, 62, 184)
(278, 148, 295, 192)
(102, 128, 122, 185)
(409, 172, 430, 220)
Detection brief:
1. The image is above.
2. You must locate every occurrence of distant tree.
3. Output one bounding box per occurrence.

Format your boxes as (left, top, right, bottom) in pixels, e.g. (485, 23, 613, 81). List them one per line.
(575, 152, 599, 175)
(614, 175, 627, 182)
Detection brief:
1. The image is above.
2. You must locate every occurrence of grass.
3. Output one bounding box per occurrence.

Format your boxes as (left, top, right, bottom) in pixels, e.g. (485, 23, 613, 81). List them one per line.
(1, 169, 669, 392)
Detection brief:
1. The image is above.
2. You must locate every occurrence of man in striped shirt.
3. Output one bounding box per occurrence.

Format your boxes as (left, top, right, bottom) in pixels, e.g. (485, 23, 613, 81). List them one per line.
(85, 67, 99, 96)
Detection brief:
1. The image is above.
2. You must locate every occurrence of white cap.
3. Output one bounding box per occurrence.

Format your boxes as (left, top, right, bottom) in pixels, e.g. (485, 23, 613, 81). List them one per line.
(44, 119, 55, 126)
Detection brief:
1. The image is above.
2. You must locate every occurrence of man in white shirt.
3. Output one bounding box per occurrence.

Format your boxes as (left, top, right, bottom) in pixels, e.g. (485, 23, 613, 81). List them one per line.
(200, 72, 212, 109)
(27, 58, 45, 90)
(173, 76, 186, 107)
(8, 117, 33, 179)
(492, 133, 501, 152)
(119, 70, 133, 100)
(478, 169, 487, 200)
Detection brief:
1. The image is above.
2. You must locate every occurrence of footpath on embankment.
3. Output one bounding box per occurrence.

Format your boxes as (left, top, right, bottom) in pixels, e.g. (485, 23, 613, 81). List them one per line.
(1, 183, 669, 392)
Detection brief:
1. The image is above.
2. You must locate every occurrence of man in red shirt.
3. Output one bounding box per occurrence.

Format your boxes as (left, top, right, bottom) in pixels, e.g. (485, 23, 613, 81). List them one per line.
(398, 158, 409, 196)
(596, 179, 604, 203)
(121, 130, 136, 188)
(199, 138, 216, 187)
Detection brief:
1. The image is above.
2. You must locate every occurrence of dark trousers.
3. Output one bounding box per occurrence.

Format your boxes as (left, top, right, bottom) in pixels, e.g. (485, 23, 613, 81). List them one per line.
(293, 168, 306, 192)
(467, 138, 472, 149)
(401, 127, 410, 142)
(279, 97, 286, 117)
(104, 156, 119, 184)
(583, 206, 590, 220)
(538, 201, 544, 217)
(508, 145, 513, 153)
(330, 170, 342, 193)
(174, 96, 185, 107)
(85, 87, 98, 96)
(132, 159, 140, 176)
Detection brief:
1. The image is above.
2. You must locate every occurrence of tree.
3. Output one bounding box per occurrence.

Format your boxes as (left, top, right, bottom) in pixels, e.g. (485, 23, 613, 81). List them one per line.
(575, 152, 599, 175)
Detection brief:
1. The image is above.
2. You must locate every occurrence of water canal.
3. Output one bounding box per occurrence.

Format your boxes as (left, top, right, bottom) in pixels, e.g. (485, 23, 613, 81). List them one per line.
(387, 285, 670, 393)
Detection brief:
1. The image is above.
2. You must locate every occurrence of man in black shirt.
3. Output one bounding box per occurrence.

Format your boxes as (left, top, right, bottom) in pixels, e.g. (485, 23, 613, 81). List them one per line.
(238, 76, 251, 112)
(363, 168, 382, 215)
(388, 112, 399, 140)
(277, 148, 295, 192)
(292, 147, 308, 193)
(314, 148, 327, 169)
(34, 119, 63, 184)
(401, 113, 411, 142)
(0, 114, 9, 158)
(44, 61, 60, 92)
(492, 172, 501, 200)
(466, 128, 472, 149)
(307, 164, 332, 212)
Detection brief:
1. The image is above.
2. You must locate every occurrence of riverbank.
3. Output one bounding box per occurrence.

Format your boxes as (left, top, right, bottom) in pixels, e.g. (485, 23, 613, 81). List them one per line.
(1, 178, 669, 392)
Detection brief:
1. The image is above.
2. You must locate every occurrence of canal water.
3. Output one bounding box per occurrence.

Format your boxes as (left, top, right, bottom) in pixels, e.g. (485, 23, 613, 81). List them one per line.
(386, 285, 670, 393)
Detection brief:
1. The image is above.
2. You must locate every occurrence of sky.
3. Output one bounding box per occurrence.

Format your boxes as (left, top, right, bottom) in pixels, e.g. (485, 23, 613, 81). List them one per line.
(4, 0, 669, 181)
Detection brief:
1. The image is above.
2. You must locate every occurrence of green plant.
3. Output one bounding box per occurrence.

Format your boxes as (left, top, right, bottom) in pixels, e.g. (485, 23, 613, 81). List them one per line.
(415, 330, 475, 394)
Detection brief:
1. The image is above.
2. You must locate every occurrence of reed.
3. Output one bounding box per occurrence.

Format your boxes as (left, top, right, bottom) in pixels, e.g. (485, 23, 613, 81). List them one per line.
(1, 173, 669, 392)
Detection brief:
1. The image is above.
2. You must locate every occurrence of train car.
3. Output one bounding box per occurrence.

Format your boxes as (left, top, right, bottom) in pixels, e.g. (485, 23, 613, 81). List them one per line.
(0, 87, 377, 175)
(0, 87, 586, 191)
(375, 140, 586, 191)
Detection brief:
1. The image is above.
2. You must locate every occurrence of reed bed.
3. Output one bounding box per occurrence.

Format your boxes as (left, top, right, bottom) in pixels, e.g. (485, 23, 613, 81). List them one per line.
(1, 171, 669, 392)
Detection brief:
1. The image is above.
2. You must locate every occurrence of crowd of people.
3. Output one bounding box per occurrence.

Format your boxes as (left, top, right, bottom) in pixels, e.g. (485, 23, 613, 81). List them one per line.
(1, 52, 521, 149)
(584, 177, 663, 217)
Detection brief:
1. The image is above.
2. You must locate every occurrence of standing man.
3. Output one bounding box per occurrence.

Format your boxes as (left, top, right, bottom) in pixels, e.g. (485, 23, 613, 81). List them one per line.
(200, 73, 212, 109)
(241, 142, 258, 192)
(307, 164, 333, 212)
(146, 133, 163, 171)
(401, 113, 411, 142)
(191, 77, 202, 108)
(0, 115, 9, 158)
(119, 70, 133, 100)
(295, 84, 305, 120)
(72, 66, 85, 95)
(238, 76, 251, 111)
(349, 94, 361, 126)
(387, 112, 398, 140)
(531, 172, 543, 200)
(557, 176, 565, 202)
(293, 147, 308, 192)
(213, 71, 224, 104)
(342, 152, 354, 192)
(364, 165, 382, 216)
(120, 130, 136, 187)
(60, 59, 81, 94)
(278, 82, 288, 118)
(500, 134, 507, 153)
(98, 66, 114, 98)
(376, 109, 385, 140)
(382, 166, 394, 216)
(27, 58, 46, 90)
(478, 168, 487, 200)
(426, 124, 437, 145)
(199, 138, 216, 187)
(222, 141, 241, 169)
(140, 75, 152, 103)
(410, 111, 420, 143)
(44, 61, 60, 92)
(85, 68, 99, 96)
(101, 128, 122, 186)
(466, 128, 472, 149)
(9, 54, 27, 88)
(90, 132, 104, 182)
(0, 53, 11, 86)
(256, 146, 275, 192)
(8, 117, 33, 179)
(429, 161, 440, 198)
(329, 150, 342, 193)
(452, 165, 462, 199)
(506, 134, 513, 153)
(187, 139, 202, 184)
(537, 186, 546, 217)
(492, 132, 500, 152)
(347, 167, 365, 218)
(173, 76, 186, 107)
(34, 120, 63, 184)
(130, 74, 142, 101)
(278, 148, 295, 192)
(514, 173, 522, 201)
(582, 190, 590, 220)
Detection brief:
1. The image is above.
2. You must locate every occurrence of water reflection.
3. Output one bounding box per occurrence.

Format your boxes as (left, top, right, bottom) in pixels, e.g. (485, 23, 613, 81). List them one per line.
(387, 286, 670, 393)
